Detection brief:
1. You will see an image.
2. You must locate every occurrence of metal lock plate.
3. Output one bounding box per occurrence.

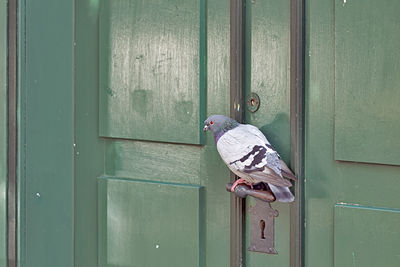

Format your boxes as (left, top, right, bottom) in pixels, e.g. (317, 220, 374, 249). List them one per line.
(248, 198, 279, 254)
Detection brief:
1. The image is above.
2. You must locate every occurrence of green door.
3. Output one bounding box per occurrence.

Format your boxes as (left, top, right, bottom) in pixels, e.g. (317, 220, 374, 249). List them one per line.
(305, 0, 400, 266)
(17, 0, 296, 266)
(74, 0, 296, 266)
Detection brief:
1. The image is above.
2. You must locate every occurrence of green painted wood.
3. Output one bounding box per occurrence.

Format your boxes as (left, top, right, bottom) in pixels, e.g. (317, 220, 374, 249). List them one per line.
(244, 0, 292, 265)
(105, 139, 201, 184)
(334, 0, 400, 166)
(99, 0, 206, 144)
(17, 0, 27, 263)
(305, 0, 400, 266)
(0, 0, 7, 264)
(74, 1, 105, 267)
(334, 204, 400, 267)
(200, 1, 231, 265)
(22, 0, 74, 266)
(75, 0, 231, 266)
(98, 177, 203, 267)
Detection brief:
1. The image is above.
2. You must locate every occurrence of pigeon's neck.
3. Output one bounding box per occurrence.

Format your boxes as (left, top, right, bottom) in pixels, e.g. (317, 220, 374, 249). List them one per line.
(214, 131, 226, 143)
(214, 120, 239, 143)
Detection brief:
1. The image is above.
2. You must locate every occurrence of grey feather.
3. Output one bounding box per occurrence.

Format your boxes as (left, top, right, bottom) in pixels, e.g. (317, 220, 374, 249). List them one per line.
(269, 184, 295, 202)
(279, 159, 297, 181)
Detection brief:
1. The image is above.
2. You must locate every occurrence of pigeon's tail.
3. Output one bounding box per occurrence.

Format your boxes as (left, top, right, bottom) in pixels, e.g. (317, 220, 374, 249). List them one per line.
(269, 184, 295, 202)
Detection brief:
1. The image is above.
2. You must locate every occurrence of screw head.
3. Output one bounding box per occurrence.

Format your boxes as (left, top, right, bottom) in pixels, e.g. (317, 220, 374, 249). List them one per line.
(246, 93, 260, 113)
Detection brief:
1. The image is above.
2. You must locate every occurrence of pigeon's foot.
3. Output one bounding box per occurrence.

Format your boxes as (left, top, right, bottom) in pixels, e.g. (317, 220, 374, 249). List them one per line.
(231, 178, 253, 192)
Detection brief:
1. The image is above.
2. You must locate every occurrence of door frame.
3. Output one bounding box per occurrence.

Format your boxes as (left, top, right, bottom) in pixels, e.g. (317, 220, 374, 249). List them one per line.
(6, 0, 18, 266)
(7, 0, 75, 266)
(289, 0, 305, 266)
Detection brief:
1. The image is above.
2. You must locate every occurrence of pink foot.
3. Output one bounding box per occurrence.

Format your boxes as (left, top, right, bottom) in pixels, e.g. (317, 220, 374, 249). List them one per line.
(231, 178, 253, 192)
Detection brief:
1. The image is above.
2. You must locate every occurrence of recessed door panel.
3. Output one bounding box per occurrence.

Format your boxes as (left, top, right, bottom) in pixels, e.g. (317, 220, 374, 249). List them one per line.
(98, 177, 203, 267)
(99, 0, 206, 144)
(334, 204, 400, 267)
(334, 0, 400, 166)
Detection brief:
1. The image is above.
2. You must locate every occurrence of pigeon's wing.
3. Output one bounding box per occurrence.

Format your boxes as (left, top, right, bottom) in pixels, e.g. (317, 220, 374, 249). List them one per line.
(216, 125, 265, 166)
(279, 159, 297, 181)
(244, 124, 297, 181)
(241, 147, 292, 187)
(217, 124, 292, 187)
(245, 168, 292, 187)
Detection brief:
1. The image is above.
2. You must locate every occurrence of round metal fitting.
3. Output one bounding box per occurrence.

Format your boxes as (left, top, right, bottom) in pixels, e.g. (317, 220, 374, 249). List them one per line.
(246, 92, 260, 113)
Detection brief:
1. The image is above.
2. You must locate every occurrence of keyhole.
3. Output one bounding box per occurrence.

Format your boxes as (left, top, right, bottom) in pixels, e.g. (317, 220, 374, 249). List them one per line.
(260, 220, 266, 239)
(250, 99, 255, 106)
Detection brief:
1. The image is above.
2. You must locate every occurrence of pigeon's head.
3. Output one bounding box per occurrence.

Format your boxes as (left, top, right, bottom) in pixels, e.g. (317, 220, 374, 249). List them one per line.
(203, 115, 239, 142)
(203, 115, 229, 133)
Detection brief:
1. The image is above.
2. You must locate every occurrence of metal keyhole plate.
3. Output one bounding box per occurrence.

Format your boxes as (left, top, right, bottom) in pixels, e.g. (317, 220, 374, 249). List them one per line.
(248, 199, 279, 254)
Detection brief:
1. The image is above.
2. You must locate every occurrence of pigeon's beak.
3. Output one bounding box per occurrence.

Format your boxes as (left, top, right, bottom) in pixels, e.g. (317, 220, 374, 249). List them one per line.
(203, 125, 209, 132)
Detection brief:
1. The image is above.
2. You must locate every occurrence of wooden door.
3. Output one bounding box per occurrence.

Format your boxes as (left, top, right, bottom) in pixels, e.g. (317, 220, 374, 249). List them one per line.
(305, 0, 400, 266)
(15, 0, 297, 266)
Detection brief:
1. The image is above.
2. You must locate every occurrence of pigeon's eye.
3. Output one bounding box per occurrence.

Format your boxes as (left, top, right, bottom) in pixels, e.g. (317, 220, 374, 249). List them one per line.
(209, 121, 214, 125)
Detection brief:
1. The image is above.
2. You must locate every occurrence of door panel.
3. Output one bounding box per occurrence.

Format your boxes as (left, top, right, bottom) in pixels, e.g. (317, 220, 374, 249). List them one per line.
(98, 177, 203, 267)
(99, 0, 205, 144)
(334, 204, 400, 267)
(334, 0, 400, 165)
(306, 0, 400, 266)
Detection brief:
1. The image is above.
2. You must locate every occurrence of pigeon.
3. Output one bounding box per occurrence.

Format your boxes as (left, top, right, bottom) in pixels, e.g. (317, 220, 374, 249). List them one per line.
(203, 114, 296, 202)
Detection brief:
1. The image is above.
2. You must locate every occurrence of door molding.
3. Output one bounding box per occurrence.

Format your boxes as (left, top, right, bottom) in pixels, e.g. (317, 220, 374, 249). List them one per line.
(7, 0, 18, 266)
(230, 0, 246, 266)
(290, 0, 305, 266)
